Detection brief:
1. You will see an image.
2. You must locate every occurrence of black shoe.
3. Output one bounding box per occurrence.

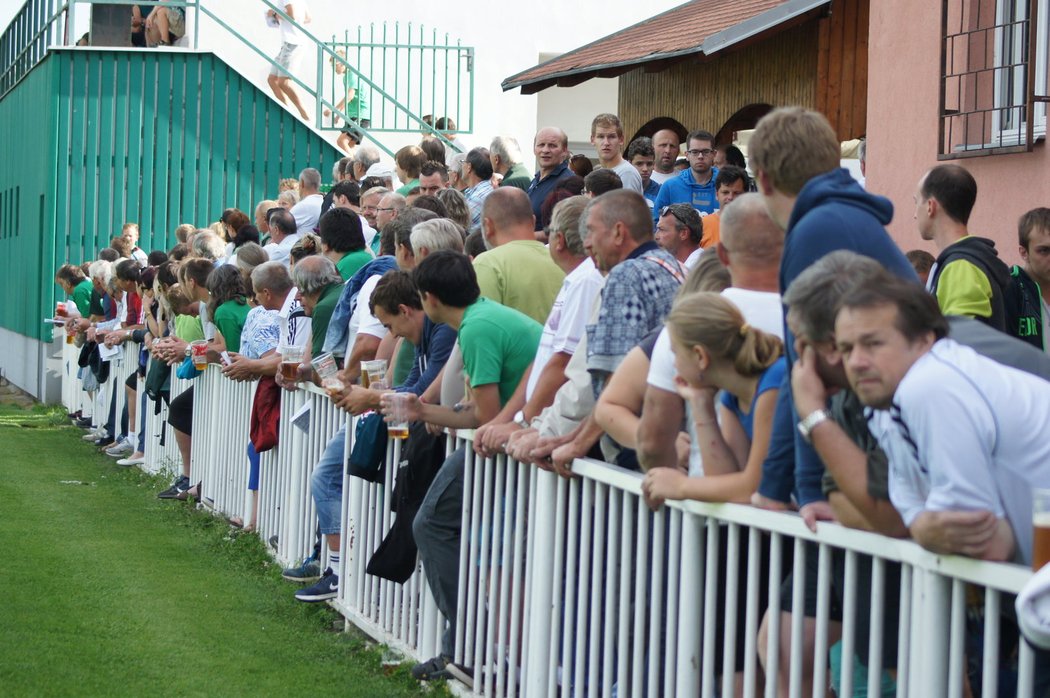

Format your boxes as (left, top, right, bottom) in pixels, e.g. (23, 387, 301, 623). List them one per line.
(158, 476, 190, 499)
(74, 417, 93, 428)
(411, 654, 453, 681)
(95, 437, 115, 449)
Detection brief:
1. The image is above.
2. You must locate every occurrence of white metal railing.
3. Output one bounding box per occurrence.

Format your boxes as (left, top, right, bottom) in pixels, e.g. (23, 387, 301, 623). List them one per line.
(56, 350, 1042, 697)
(258, 386, 308, 564)
(333, 432, 445, 662)
(189, 366, 255, 518)
(142, 363, 191, 476)
(430, 436, 1040, 698)
(59, 328, 94, 419)
(265, 384, 341, 568)
(58, 331, 153, 456)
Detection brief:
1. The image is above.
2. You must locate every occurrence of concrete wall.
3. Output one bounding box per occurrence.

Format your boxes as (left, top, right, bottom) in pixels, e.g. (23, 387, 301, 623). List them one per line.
(866, 0, 1048, 265)
(1, 327, 62, 402)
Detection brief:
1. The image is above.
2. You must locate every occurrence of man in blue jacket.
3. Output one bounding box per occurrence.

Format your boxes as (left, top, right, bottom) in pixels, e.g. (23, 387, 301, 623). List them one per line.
(747, 105, 917, 698)
(651, 128, 720, 222)
(747, 107, 916, 523)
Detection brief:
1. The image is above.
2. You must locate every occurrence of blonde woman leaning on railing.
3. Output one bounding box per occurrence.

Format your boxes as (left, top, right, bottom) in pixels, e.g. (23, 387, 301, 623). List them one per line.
(641, 293, 784, 508)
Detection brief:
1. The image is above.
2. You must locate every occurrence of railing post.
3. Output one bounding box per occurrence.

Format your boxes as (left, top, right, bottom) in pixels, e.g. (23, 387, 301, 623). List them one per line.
(65, 0, 76, 46)
(315, 42, 322, 130)
(193, 0, 200, 49)
(914, 567, 951, 696)
(523, 468, 557, 694)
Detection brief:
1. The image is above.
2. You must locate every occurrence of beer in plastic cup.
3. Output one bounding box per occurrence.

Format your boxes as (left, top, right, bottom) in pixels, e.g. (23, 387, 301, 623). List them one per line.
(313, 352, 344, 393)
(190, 340, 209, 370)
(65, 332, 74, 345)
(56, 301, 68, 318)
(1034, 489, 1050, 570)
(280, 345, 304, 382)
(361, 359, 387, 389)
(388, 393, 410, 439)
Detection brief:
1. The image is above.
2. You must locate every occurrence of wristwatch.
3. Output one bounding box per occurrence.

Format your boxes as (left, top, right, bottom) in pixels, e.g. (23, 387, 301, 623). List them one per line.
(797, 408, 831, 443)
(513, 410, 529, 429)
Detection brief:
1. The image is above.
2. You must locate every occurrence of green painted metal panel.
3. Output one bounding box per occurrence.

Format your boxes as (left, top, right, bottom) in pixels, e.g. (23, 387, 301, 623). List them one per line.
(53, 51, 70, 263)
(111, 56, 130, 244)
(82, 52, 100, 254)
(0, 47, 342, 341)
(0, 55, 54, 340)
(97, 56, 117, 241)
(124, 53, 144, 251)
(153, 57, 173, 236)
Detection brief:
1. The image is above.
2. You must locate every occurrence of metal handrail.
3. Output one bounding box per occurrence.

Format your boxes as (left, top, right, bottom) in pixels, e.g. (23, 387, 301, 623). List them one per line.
(1, 0, 472, 159)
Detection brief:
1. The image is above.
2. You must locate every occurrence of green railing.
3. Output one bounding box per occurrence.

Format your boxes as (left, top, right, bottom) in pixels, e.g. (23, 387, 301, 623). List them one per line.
(0, 0, 473, 158)
(321, 23, 475, 139)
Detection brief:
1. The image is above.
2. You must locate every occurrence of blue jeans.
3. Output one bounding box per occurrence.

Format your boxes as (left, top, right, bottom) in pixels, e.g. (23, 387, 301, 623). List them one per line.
(311, 425, 346, 535)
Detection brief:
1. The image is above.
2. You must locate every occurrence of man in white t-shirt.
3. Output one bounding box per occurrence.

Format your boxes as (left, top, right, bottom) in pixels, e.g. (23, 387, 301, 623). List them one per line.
(837, 275, 1050, 565)
(265, 1, 311, 120)
(474, 196, 604, 456)
(289, 168, 324, 234)
(639, 194, 785, 475)
(262, 208, 301, 268)
(590, 113, 644, 194)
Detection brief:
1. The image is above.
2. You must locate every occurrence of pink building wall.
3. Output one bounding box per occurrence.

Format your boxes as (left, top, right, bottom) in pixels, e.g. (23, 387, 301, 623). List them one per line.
(866, 0, 1049, 266)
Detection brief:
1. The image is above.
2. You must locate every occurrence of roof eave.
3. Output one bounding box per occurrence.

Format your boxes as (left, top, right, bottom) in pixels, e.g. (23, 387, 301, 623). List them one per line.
(701, 0, 830, 55)
(502, 45, 705, 94)
(502, 0, 832, 94)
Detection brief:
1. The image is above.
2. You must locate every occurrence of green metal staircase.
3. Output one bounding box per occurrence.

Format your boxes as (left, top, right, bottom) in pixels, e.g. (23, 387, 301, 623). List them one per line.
(0, 0, 476, 344)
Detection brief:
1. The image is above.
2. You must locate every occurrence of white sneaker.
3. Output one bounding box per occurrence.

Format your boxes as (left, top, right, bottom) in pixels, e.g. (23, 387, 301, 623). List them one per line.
(82, 427, 107, 441)
(116, 454, 145, 466)
(105, 438, 133, 457)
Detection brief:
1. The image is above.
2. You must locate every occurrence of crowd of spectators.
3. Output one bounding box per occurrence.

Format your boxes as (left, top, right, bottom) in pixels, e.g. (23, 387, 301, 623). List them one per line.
(57, 105, 1050, 694)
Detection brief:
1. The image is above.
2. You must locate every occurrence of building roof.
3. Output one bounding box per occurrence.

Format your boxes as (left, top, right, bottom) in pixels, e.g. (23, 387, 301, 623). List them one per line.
(502, 0, 830, 94)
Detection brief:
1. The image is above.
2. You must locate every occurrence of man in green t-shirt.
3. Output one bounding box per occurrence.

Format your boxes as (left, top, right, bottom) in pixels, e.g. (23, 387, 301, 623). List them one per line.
(291, 255, 344, 357)
(384, 250, 541, 681)
(319, 207, 372, 281)
(474, 187, 565, 324)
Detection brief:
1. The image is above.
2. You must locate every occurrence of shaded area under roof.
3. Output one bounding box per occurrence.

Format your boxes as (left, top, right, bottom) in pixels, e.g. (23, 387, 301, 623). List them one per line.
(503, 0, 831, 94)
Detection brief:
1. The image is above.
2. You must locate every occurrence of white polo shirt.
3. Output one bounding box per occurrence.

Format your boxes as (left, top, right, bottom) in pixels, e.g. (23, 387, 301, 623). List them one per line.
(868, 338, 1050, 565)
(525, 257, 605, 401)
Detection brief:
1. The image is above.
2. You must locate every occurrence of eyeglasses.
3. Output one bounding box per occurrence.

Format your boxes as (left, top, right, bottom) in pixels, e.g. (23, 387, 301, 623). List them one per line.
(686, 148, 715, 157)
(376, 207, 397, 212)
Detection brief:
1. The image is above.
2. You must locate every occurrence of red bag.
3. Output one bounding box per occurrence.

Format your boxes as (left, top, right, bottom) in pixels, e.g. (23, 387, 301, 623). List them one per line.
(249, 376, 281, 452)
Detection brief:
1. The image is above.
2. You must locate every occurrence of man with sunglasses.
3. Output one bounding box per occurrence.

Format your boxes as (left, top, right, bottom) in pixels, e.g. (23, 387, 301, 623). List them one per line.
(654, 204, 703, 269)
(651, 128, 720, 223)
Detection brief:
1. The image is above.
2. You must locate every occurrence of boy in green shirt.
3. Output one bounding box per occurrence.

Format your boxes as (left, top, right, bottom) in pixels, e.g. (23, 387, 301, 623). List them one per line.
(383, 250, 541, 681)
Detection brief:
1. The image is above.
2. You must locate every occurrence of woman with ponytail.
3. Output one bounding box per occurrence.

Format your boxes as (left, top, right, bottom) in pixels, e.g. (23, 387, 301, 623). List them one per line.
(641, 292, 786, 505)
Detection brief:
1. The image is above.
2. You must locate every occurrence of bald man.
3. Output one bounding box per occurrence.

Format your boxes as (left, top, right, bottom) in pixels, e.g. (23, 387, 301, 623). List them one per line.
(527, 126, 574, 230)
(477, 187, 565, 324)
(650, 128, 681, 185)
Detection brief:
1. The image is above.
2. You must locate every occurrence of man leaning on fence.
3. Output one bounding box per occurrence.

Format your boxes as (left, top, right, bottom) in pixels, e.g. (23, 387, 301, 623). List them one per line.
(381, 250, 542, 681)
